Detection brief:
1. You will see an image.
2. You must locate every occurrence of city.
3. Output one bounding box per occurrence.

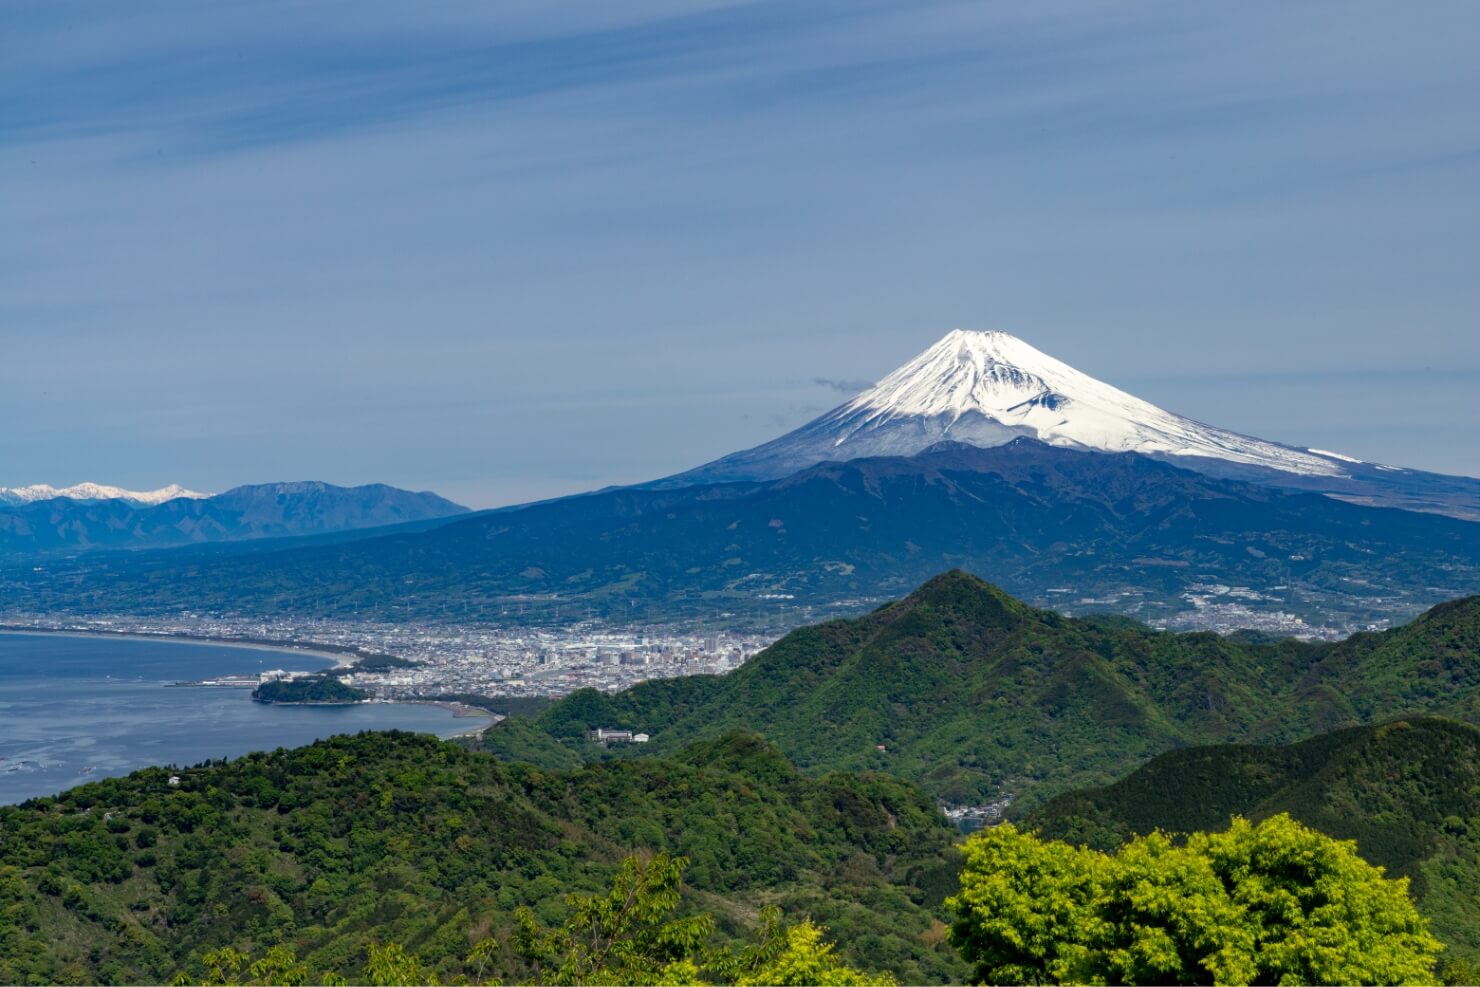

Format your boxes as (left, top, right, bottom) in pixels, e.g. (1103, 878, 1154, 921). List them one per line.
(0, 611, 777, 704)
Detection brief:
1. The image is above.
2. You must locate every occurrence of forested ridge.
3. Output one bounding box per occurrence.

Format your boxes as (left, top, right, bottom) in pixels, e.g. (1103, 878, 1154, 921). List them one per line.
(1, 724, 1461, 985)
(0, 731, 965, 985)
(495, 571, 1480, 807)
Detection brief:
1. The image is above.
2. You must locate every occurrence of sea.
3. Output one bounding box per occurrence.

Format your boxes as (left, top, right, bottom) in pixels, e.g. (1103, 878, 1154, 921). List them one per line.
(0, 632, 492, 805)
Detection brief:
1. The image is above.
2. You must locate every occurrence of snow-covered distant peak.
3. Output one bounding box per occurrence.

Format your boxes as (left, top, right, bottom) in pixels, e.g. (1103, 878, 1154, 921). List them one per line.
(816, 329, 1350, 477)
(0, 482, 209, 506)
(847, 329, 1143, 422)
(671, 329, 1373, 485)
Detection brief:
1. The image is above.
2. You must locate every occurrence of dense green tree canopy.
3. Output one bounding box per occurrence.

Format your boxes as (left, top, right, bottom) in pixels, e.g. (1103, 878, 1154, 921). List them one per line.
(169, 853, 891, 986)
(947, 815, 1441, 986)
(0, 731, 963, 985)
(510, 852, 895, 986)
(250, 676, 367, 704)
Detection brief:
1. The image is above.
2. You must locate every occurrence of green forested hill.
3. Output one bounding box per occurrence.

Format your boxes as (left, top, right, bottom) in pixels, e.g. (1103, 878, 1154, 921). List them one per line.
(0, 731, 966, 985)
(497, 571, 1480, 807)
(250, 676, 367, 704)
(1026, 717, 1480, 963)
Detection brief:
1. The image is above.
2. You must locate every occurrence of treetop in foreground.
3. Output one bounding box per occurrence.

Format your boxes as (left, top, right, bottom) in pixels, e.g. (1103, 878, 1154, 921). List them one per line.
(946, 814, 1441, 986)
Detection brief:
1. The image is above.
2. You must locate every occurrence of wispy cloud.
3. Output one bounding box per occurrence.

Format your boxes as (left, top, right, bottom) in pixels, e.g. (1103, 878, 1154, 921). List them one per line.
(813, 377, 875, 395)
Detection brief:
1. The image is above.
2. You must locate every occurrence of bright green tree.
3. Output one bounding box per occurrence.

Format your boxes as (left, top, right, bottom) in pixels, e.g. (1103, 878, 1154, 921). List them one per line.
(735, 921, 896, 986)
(511, 853, 713, 985)
(171, 945, 344, 987)
(170, 853, 889, 986)
(696, 902, 894, 987)
(365, 942, 441, 986)
(511, 852, 893, 986)
(947, 814, 1442, 985)
(1192, 815, 1442, 985)
(466, 936, 501, 986)
(245, 945, 315, 987)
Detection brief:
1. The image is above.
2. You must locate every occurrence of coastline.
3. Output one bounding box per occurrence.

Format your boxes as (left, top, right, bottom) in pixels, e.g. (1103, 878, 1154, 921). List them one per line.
(0, 627, 496, 734)
(245, 696, 494, 734)
(405, 698, 503, 736)
(0, 626, 360, 669)
(415, 700, 502, 735)
(0, 630, 497, 806)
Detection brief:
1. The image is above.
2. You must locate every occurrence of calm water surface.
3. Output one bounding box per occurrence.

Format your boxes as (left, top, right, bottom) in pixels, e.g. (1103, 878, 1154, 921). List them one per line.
(0, 632, 490, 804)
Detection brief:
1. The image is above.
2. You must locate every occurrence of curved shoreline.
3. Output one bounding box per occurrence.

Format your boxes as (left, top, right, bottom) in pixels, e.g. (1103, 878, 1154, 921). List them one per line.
(0, 628, 495, 737)
(0, 629, 496, 735)
(400, 700, 500, 736)
(0, 627, 360, 668)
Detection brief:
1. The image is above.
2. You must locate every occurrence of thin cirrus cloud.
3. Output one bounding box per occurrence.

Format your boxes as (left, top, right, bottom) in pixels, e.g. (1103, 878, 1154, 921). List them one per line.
(2, 0, 1478, 507)
(813, 378, 876, 396)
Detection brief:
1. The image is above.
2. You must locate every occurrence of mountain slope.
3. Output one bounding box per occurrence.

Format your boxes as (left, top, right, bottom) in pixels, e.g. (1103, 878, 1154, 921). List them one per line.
(0, 731, 965, 985)
(499, 572, 1480, 808)
(668, 330, 1480, 520)
(0, 481, 468, 558)
(1027, 717, 1480, 961)
(10, 442, 1477, 630)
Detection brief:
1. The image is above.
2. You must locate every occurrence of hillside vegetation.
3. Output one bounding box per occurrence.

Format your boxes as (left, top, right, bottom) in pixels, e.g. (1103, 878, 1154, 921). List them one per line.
(1028, 716, 1480, 964)
(250, 676, 367, 704)
(950, 815, 1441, 985)
(0, 732, 965, 985)
(496, 571, 1480, 807)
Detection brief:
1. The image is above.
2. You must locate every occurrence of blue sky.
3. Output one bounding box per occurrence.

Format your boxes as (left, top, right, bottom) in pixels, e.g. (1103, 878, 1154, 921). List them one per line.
(4, 1, 1478, 507)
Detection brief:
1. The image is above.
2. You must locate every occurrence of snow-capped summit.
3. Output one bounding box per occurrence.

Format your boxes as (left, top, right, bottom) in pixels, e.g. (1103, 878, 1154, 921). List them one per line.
(841, 330, 1352, 474)
(0, 482, 209, 507)
(672, 329, 1357, 484)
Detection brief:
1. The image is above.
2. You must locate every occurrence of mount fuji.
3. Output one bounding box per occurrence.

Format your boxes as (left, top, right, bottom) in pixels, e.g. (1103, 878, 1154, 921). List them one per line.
(670, 330, 1480, 520)
(6, 330, 1480, 632)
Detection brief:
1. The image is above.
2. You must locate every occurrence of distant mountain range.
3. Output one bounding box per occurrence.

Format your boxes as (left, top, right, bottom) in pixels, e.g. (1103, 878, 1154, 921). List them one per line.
(4, 330, 1477, 630)
(0, 481, 468, 557)
(489, 571, 1480, 807)
(0, 482, 207, 506)
(12, 440, 1475, 630)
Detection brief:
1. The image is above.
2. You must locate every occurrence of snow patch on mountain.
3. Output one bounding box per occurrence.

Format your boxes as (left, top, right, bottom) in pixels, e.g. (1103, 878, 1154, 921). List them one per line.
(0, 482, 209, 506)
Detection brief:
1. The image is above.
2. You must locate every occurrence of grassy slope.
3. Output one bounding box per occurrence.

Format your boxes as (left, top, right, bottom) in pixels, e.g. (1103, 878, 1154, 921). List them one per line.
(1027, 717, 1480, 961)
(496, 571, 1480, 807)
(0, 731, 965, 985)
